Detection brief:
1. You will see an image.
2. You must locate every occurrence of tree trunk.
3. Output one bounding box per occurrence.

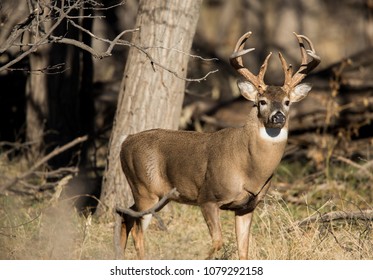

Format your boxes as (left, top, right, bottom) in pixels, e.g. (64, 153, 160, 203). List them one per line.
(26, 46, 49, 157)
(45, 4, 94, 167)
(25, 0, 51, 157)
(25, 0, 94, 165)
(97, 0, 202, 217)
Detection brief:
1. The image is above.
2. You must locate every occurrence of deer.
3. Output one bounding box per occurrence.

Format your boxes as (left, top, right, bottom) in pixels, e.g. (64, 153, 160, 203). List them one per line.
(115, 31, 320, 260)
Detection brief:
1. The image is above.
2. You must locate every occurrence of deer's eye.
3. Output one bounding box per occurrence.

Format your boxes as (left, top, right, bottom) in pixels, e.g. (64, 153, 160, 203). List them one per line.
(259, 100, 267, 106)
(284, 100, 290, 106)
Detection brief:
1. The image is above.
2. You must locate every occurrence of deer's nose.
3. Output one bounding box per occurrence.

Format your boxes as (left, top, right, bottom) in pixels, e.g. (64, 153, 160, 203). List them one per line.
(271, 111, 286, 124)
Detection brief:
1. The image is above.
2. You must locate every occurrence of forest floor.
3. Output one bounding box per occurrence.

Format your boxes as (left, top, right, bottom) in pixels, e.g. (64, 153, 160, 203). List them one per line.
(1, 151, 372, 260)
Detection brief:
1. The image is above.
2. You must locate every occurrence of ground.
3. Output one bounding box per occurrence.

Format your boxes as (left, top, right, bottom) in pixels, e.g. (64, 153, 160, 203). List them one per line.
(1, 157, 372, 260)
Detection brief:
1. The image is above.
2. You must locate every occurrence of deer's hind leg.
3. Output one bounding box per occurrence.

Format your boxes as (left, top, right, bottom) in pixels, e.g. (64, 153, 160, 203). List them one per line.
(115, 206, 136, 259)
(129, 195, 160, 259)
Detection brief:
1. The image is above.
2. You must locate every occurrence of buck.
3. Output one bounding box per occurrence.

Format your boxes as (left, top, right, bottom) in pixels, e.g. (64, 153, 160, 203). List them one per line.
(115, 31, 320, 259)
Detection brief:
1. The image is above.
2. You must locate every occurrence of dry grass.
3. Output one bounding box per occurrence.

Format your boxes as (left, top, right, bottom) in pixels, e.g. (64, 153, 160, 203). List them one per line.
(1, 152, 372, 260)
(0, 195, 115, 259)
(1, 188, 372, 260)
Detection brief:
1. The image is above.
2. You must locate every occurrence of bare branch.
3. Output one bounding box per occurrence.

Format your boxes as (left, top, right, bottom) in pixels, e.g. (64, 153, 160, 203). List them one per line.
(0, 135, 88, 193)
(61, 21, 217, 81)
(116, 188, 179, 218)
(89, 1, 126, 11)
(296, 209, 373, 228)
(48, 27, 138, 59)
(7, 62, 67, 74)
(141, 45, 219, 62)
(0, 0, 80, 73)
(130, 43, 219, 82)
(50, 36, 108, 59)
(67, 18, 135, 48)
(0, 211, 41, 229)
(335, 156, 373, 180)
(0, 9, 39, 53)
(34, 167, 79, 178)
(1, 0, 216, 83)
(106, 29, 137, 55)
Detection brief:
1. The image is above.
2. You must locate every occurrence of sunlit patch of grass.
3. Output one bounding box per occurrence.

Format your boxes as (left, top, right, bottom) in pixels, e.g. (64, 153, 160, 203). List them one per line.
(0, 195, 114, 260)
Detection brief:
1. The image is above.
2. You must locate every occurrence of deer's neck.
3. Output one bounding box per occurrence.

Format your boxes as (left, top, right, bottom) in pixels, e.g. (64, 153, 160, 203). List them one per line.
(241, 108, 288, 186)
(258, 126, 288, 143)
(244, 122, 288, 162)
(243, 106, 289, 145)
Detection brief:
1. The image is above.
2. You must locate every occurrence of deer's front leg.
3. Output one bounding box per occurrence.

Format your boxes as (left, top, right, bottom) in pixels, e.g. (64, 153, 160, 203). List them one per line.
(201, 202, 223, 259)
(235, 211, 254, 260)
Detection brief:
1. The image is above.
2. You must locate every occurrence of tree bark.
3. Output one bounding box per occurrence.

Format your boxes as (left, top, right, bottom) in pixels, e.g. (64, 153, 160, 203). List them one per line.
(97, 0, 202, 217)
(26, 45, 49, 156)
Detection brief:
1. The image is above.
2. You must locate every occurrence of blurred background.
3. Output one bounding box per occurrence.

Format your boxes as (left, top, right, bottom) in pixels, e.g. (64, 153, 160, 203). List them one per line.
(1, 0, 372, 167)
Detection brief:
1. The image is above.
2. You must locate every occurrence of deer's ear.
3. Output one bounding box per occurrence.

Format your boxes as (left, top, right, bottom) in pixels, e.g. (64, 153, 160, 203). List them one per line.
(237, 80, 258, 102)
(290, 83, 312, 103)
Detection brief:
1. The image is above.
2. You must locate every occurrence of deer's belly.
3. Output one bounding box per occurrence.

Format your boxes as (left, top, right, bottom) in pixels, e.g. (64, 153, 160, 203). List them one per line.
(219, 191, 259, 213)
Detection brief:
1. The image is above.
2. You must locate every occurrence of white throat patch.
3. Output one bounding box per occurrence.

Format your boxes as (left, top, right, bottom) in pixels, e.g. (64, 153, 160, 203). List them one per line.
(259, 127, 288, 143)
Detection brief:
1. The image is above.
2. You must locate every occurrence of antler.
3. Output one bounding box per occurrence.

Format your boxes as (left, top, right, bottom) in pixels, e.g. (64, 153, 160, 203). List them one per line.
(230, 31, 272, 94)
(280, 32, 321, 91)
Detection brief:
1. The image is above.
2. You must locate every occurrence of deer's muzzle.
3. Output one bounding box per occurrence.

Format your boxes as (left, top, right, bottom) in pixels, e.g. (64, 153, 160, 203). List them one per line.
(268, 111, 286, 128)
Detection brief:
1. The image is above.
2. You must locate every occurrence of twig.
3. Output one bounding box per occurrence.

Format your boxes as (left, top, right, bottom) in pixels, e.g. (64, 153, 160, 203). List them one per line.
(296, 209, 373, 228)
(106, 29, 137, 56)
(50, 27, 138, 59)
(130, 43, 218, 82)
(65, 194, 106, 209)
(1, 0, 216, 83)
(0, 9, 38, 53)
(34, 166, 79, 178)
(0, 211, 42, 229)
(116, 188, 179, 218)
(141, 45, 219, 62)
(335, 156, 373, 180)
(89, 1, 125, 11)
(50, 36, 108, 59)
(0, 135, 88, 193)
(0, 0, 80, 72)
(6, 63, 68, 74)
(69, 20, 137, 51)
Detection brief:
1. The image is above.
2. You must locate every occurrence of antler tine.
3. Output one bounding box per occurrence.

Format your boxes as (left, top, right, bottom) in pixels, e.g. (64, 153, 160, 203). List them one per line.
(258, 52, 273, 82)
(283, 32, 321, 90)
(230, 31, 270, 94)
(296, 33, 321, 73)
(279, 52, 293, 91)
(230, 31, 254, 68)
